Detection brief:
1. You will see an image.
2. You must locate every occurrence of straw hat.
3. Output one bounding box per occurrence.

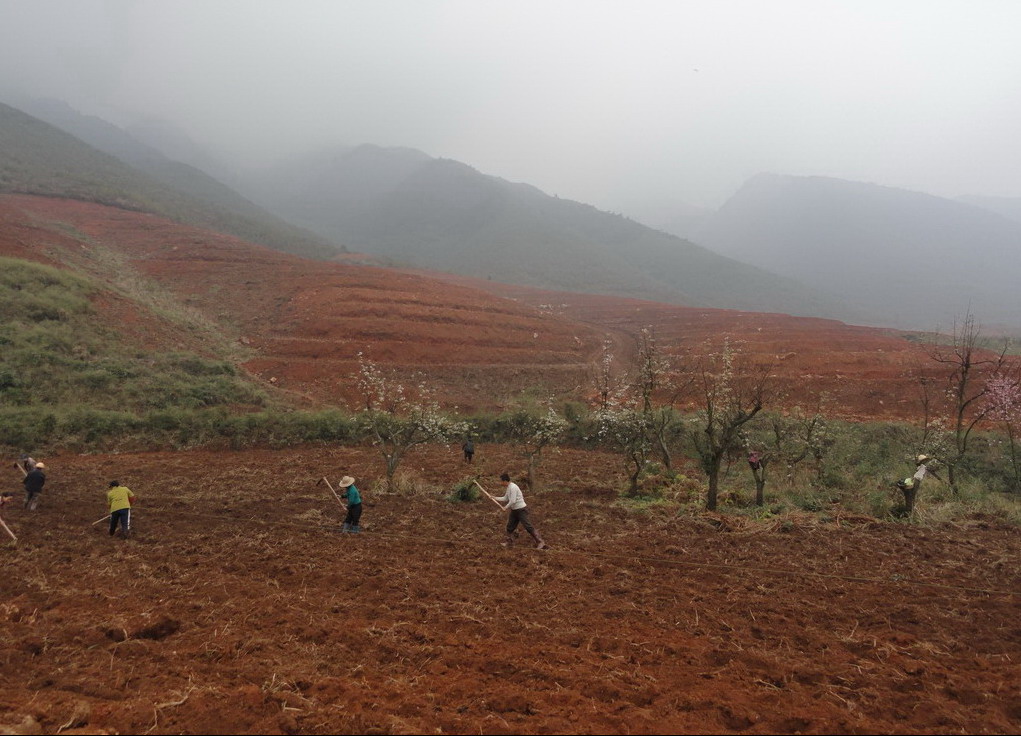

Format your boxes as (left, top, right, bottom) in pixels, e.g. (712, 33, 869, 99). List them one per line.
(339, 476, 355, 487)
(34, 462, 46, 470)
(915, 454, 930, 464)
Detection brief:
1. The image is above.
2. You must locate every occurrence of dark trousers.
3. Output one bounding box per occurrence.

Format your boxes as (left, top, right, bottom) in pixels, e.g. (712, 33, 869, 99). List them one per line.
(344, 502, 362, 527)
(506, 507, 535, 535)
(24, 491, 40, 510)
(109, 508, 131, 536)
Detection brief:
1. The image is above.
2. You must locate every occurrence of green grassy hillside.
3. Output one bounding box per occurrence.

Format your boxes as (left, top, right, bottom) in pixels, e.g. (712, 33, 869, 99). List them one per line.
(0, 257, 269, 412)
(0, 102, 341, 260)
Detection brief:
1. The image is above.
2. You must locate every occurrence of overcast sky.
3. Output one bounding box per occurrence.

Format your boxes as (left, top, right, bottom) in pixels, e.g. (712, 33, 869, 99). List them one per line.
(0, 0, 1019, 213)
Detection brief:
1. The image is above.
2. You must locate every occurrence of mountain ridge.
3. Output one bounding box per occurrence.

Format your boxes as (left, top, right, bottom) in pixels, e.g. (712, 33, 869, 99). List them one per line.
(0, 99, 343, 260)
(239, 144, 856, 321)
(693, 173, 1021, 330)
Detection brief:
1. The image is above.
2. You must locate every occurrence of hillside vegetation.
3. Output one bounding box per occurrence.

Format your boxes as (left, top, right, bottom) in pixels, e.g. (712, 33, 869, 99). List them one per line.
(0, 101, 341, 259)
(0, 256, 274, 447)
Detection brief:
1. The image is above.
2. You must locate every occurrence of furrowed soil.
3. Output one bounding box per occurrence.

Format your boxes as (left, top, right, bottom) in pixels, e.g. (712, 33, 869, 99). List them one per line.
(2, 446, 1019, 735)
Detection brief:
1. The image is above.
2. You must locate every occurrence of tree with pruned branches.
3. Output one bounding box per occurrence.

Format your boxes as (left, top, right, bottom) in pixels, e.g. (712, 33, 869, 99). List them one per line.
(927, 312, 1009, 494)
(504, 400, 568, 491)
(355, 353, 466, 486)
(689, 341, 770, 511)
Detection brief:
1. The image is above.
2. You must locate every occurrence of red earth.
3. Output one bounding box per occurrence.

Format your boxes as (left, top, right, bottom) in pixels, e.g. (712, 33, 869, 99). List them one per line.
(0, 194, 989, 419)
(1, 445, 1019, 735)
(3, 195, 1021, 735)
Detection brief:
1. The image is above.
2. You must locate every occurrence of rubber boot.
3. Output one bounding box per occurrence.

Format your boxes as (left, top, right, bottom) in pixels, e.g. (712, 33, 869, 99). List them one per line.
(501, 533, 515, 547)
(351, 525, 361, 534)
(341, 523, 351, 533)
(529, 530, 548, 550)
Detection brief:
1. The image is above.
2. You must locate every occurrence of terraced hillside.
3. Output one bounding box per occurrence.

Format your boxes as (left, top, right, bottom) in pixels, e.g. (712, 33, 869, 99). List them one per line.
(0, 195, 602, 413)
(2, 193, 970, 419)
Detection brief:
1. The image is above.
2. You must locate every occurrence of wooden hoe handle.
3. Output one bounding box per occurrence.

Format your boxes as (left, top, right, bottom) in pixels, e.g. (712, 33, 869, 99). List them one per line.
(473, 480, 505, 511)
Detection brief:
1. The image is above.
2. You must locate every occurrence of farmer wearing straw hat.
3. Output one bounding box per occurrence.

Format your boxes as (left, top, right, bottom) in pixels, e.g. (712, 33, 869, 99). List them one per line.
(911, 454, 941, 485)
(338, 476, 362, 533)
(22, 462, 46, 510)
(896, 454, 941, 490)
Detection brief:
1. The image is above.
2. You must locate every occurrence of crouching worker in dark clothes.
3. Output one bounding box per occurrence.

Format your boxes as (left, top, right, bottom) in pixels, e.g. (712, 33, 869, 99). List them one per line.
(495, 473, 547, 549)
(23, 462, 46, 510)
(106, 481, 135, 538)
(338, 475, 362, 533)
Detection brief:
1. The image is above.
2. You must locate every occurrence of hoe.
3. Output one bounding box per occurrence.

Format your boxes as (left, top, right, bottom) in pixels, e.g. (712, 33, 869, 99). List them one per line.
(473, 480, 506, 511)
(317, 476, 348, 511)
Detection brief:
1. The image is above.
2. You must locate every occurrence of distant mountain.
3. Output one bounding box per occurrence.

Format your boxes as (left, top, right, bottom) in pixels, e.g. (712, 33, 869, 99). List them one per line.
(240, 144, 852, 319)
(693, 174, 1021, 330)
(957, 195, 1021, 227)
(0, 99, 341, 260)
(614, 197, 712, 241)
(125, 117, 230, 178)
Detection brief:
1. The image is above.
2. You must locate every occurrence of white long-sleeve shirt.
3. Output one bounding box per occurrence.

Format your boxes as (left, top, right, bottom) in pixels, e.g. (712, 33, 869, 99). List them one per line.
(494, 482, 527, 510)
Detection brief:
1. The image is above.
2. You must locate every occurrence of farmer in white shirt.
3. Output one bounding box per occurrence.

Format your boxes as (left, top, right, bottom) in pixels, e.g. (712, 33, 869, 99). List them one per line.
(912, 454, 941, 485)
(898, 454, 942, 491)
(494, 473, 547, 550)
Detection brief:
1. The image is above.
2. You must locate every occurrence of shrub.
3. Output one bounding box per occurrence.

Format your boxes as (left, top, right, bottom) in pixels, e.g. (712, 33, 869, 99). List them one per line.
(448, 477, 480, 503)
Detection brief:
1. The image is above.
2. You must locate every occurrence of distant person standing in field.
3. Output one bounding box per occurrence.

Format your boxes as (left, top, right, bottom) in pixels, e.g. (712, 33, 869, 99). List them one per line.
(462, 439, 475, 464)
(106, 481, 135, 538)
(22, 462, 46, 510)
(338, 476, 362, 533)
(494, 472, 547, 549)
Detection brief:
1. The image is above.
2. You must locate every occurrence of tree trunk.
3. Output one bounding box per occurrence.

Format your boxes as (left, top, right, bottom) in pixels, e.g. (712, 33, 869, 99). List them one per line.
(947, 462, 959, 497)
(753, 467, 766, 506)
(656, 433, 672, 472)
(707, 460, 721, 511)
(627, 454, 643, 496)
(527, 453, 539, 492)
(385, 452, 400, 484)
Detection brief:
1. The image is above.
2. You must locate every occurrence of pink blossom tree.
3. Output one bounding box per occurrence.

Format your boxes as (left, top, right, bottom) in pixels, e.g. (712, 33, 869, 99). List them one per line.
(985, 374, 1021, 492)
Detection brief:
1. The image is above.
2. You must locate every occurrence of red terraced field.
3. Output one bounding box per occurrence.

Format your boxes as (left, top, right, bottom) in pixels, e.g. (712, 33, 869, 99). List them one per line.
(1, 194, 971, 419)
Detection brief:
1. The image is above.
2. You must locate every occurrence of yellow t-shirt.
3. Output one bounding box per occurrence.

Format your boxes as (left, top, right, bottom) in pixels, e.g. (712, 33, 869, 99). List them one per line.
(107, 486, 135, 512)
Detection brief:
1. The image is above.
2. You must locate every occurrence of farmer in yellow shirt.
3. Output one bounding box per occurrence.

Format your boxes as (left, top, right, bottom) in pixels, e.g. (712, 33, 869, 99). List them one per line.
(106, 481, 135, 538)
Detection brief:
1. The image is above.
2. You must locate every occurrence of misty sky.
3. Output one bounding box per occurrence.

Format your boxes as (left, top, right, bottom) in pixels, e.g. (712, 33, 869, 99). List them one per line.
(0, 0, 1019, 213)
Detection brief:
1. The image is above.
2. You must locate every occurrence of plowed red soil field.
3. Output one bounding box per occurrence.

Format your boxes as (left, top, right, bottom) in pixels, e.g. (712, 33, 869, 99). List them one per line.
(2, 446, 1019, 735)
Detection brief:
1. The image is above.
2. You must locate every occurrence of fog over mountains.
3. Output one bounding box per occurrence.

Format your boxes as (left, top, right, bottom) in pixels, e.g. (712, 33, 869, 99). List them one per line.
(236, 143, 849, 319)
(2, 93, 1020, 333)
(0, 99, 340, 260)
(693, 174, 1021, 330)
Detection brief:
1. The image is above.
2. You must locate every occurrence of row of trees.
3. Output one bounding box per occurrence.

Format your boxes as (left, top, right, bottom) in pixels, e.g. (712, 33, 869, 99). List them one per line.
(355, 353, 566, 492)
(352, 311, 1021, 512)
